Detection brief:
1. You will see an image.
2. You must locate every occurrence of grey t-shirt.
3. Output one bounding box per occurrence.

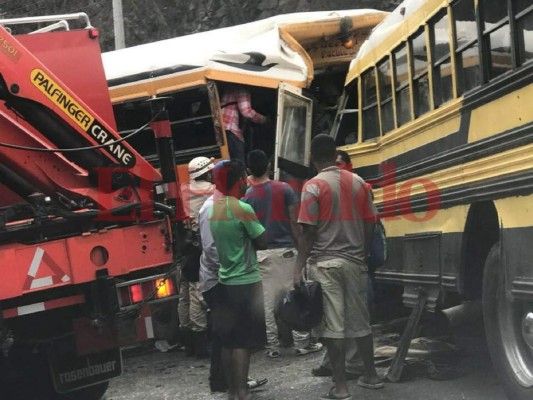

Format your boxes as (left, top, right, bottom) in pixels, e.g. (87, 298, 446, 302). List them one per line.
(198, 195, 219, 293)
(298, 166, 377, 264)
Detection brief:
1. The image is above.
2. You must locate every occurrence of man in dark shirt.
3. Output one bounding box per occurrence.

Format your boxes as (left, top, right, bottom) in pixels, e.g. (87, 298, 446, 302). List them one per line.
(244, 150, 322, 358)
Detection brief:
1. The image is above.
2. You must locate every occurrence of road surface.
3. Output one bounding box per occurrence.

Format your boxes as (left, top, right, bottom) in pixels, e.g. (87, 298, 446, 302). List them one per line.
(106, 332, 506, 400)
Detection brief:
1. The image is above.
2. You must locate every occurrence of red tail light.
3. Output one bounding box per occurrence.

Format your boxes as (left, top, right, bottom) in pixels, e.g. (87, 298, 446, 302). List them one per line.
(130, 284, 143, 303)
(118, 276, 177, 306)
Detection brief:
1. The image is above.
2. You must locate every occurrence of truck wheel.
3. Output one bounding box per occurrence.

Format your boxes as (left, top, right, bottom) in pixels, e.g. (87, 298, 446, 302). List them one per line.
(0, 345, 109, 400)
(55, 382, 109, 400)
(483, 243, 533, 400)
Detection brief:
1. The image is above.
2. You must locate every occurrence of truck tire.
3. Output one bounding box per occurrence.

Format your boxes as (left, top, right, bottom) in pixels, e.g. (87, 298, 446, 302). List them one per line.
(1, 345, 109, 400)
(482, 243, 533, 400)
(55, 382, 109, 400)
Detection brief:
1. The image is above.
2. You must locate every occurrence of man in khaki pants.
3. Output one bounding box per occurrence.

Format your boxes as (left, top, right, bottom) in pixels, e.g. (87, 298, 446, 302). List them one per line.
(293, 135, 383, 399)
(244, 150, 322, 358)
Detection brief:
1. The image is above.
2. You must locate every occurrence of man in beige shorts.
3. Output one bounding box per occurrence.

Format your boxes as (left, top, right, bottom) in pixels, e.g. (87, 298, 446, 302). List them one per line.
(293, 134, 383, 399)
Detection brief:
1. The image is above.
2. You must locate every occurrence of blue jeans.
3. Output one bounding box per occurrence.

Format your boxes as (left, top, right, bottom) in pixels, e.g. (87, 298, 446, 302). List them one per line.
(226, 131, 245, 164)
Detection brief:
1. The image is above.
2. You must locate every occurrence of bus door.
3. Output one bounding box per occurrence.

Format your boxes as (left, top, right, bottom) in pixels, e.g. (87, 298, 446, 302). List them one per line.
(274, 83, 313, 183)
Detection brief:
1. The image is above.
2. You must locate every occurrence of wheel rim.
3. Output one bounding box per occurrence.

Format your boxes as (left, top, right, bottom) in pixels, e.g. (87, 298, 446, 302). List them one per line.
(523, 313, 533, 350)
(498, 292, 533, 388)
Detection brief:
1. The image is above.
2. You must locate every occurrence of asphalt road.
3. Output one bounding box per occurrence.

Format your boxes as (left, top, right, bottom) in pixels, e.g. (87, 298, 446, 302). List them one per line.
(106, 332, 506, 400)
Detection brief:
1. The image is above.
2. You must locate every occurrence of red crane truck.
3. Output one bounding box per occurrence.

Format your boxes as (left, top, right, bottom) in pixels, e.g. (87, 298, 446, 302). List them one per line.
(0, 13, 186, 399)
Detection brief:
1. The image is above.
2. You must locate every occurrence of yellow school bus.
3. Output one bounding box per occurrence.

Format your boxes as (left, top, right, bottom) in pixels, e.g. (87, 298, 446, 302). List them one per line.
(102, 10, 387, 183)
(331, 0, 533, 398)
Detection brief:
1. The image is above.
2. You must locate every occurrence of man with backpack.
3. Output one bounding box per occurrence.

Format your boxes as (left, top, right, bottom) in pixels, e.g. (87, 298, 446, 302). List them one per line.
(312, 149, 387, 381)
(294, 135, 384, 399)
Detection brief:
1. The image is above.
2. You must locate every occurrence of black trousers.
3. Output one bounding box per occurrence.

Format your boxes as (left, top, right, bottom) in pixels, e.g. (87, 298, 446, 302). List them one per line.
(226, 131, 245, 165)
(203, 284, 224, 386)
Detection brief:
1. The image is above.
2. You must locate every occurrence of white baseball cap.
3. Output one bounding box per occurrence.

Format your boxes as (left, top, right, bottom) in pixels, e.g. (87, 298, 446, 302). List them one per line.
(188, 156, 214, 179)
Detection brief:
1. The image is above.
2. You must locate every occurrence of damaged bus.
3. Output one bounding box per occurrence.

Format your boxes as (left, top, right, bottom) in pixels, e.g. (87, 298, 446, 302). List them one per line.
(102, 10, 387, 183)
(331, 0, 533, 398)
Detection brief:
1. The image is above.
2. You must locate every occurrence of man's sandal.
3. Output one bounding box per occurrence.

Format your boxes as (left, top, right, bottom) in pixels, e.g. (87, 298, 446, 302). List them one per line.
(320, 386, 352, 399)
(356, 376, 384, 390)
(247, 377, 268, 390)
(265, 349, 280, 358)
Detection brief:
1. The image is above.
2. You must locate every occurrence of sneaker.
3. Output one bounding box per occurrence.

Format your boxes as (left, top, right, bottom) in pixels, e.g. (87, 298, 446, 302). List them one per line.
(154, 340, 180, 353)
(295, 342, 323, 356)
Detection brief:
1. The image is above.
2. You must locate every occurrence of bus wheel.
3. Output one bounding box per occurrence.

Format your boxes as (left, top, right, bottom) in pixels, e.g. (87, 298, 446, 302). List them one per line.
(483, 243, 533, 400)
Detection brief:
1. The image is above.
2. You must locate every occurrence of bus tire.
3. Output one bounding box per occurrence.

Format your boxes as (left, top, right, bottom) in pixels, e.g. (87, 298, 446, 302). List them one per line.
(482, 243, 533, 400)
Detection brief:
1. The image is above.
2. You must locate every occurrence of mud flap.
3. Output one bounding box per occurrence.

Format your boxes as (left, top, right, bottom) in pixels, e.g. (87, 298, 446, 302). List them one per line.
(48, 345, 122, 394)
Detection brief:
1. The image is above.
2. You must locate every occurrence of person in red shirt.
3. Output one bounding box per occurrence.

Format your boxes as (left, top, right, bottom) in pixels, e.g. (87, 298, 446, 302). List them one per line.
(221, 86, 267, 164)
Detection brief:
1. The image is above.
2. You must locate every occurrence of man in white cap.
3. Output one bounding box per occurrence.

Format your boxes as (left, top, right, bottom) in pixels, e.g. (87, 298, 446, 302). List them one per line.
(177, 156, 215, 358)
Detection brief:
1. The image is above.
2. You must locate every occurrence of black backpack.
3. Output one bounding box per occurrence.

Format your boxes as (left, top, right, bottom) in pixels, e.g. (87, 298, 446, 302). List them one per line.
(276, 280, 323, 332)
(367, 219, 387, 272)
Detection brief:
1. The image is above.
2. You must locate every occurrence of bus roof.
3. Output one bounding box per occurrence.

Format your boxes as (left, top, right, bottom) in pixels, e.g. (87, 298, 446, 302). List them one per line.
(345, 0, 429, 85)
(103, 10, 387, 93)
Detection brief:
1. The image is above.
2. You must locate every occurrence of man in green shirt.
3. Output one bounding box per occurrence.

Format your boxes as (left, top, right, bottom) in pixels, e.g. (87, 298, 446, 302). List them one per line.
(209, 159, 268, 400)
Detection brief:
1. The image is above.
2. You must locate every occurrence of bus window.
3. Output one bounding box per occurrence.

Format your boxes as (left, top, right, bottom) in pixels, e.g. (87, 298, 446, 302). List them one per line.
(114, 86, 220, 166)
(431, 11, 453, 106)
(453, 0, 482, 93)
(515, 0, 533, 65)
(411, 29, 430, 117)
(278, 91, 310, 166)
(378, 57, 394, 134)
(113, 99, 154, 157)
(483, 0, 512, 80)
(362, 68, 379, 141)
(393, 44, 411, 126)
(167, 88, 219, 165)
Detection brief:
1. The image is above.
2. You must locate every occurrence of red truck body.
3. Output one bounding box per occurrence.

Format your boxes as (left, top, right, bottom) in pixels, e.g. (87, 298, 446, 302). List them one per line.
(0, 14, 184, 398)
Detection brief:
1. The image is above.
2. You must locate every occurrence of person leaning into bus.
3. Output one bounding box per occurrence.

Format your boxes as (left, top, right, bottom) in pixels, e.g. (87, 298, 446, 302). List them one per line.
(294, 135, 383, 399)
(221, 86, 267, 164)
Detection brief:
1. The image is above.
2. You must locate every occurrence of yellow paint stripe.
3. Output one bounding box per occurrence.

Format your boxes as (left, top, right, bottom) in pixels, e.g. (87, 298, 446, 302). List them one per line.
(382, 205, 469, 236)
(371, 143, 533, 205)
(382, 188, 533, 237)
(341, 98, 463, 166)
(469, 84, 533, 142)
(373, 144, 533, 236)
(495, 195, 533, 229)
(109, 68, 306, 104)
(344, 82, 533, 173)
(109, 70, 208, 103)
